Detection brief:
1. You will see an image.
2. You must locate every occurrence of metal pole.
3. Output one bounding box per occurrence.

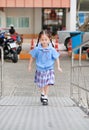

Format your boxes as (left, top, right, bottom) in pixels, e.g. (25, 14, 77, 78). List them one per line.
(70, 51, 74, 98)
(0, 46, 4, 97)
(78, 47, 82, 105)
(79, 47, 82, 66)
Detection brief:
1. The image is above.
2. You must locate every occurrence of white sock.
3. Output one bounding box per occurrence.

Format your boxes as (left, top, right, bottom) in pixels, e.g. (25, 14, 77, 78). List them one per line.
(44, 95, 48, 99)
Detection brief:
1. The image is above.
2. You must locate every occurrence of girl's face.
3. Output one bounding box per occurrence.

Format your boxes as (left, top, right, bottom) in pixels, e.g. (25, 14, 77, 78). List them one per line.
(40, 34, 50, 48)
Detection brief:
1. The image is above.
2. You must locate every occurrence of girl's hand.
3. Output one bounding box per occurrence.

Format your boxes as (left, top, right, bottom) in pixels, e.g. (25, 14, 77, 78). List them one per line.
(58, 67, 63, 72)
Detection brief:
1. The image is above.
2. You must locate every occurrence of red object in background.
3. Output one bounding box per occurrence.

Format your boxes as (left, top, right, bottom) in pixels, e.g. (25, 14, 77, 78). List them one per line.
(68, 39, 72, 52)
(11, 35, 17, 41)
(50, 9, 56, 19)
(87, 48, 89, 53)
(55, 38, 59, 51)
(30, 39, 35, 50)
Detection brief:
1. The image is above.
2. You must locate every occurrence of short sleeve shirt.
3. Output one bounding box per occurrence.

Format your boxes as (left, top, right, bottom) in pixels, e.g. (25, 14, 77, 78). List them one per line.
(30, 43, 60, 71)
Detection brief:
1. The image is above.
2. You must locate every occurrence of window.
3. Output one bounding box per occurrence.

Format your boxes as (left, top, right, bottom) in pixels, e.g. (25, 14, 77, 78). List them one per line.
(42, 8, 65, 35)
(18, 17, 29, 28)
(6, 17, 18, 27)
(6, 17, 29, 28)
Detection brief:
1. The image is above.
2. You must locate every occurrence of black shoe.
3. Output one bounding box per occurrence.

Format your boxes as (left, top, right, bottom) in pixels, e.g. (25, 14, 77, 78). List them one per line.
(40, 94, 44, 103)
(42, 98, 48, 105)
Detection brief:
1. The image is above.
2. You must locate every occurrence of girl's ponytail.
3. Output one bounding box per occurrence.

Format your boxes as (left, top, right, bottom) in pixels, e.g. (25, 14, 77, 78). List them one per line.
(36, 31, 43, 46)
(50, 39, 54, 47)
(36, 39, 39, 47)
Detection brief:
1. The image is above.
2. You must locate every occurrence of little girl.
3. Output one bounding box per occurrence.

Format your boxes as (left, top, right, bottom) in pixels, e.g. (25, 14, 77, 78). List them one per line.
(29, 30, 62, 105)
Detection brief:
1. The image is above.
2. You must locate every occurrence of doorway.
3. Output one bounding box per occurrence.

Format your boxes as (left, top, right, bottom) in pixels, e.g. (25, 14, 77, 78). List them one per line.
(42, 8, 66, 35)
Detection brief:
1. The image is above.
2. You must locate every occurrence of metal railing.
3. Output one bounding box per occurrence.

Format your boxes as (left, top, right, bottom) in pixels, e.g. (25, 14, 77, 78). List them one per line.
(0, 46, 4, 97)
(70, 39, 89, 114)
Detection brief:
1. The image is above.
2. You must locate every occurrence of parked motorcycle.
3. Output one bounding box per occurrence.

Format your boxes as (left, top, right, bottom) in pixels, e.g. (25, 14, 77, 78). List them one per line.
(10, 34, 22, 55)
(0, 33, 22, 63)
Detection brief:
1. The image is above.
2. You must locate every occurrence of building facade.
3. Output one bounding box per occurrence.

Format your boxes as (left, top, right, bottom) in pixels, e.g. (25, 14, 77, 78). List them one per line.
(0, 0, 76, 36)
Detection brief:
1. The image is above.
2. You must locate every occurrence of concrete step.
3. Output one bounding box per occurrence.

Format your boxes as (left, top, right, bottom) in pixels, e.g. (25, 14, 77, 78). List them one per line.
(0, 96, 89, 130)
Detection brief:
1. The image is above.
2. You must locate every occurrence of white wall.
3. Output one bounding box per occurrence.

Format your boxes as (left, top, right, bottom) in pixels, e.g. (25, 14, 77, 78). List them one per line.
(0, 10, 6, 27)
(4, 8, 42, 34)
(34, 8, 42, 34)
(66, 9, 70, 30)
(70, 0, 77, 31)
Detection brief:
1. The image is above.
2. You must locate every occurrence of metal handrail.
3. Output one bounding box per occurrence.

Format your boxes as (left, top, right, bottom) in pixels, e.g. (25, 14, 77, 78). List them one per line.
(0, 46, 4, 97)
(71, 39, 89, 114)
(72, 39, 89, 52)
(72, 39, 89, 67)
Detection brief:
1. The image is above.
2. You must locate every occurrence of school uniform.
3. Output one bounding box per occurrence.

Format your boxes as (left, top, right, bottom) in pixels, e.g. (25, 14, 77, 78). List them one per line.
(30, 43, 60, 88)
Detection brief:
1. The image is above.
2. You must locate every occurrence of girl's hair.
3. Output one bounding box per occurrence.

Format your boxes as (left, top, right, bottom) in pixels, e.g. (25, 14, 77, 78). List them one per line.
(36, 30, 54, 47)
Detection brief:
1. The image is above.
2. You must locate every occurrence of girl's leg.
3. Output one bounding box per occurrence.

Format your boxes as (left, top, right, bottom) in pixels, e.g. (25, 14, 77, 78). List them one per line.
(40, 85, 49, 97)
(44, 85, 49, 96)
(40, 87, 45, 95)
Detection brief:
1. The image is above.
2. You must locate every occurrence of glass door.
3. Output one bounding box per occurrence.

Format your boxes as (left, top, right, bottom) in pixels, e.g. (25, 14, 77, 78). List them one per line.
(42, 8, 66, 35)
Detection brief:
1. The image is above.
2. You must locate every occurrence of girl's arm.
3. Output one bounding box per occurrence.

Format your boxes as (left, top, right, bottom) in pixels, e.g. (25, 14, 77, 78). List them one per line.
(28, 56, 34, 72)
(56, 58, 62, 72)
